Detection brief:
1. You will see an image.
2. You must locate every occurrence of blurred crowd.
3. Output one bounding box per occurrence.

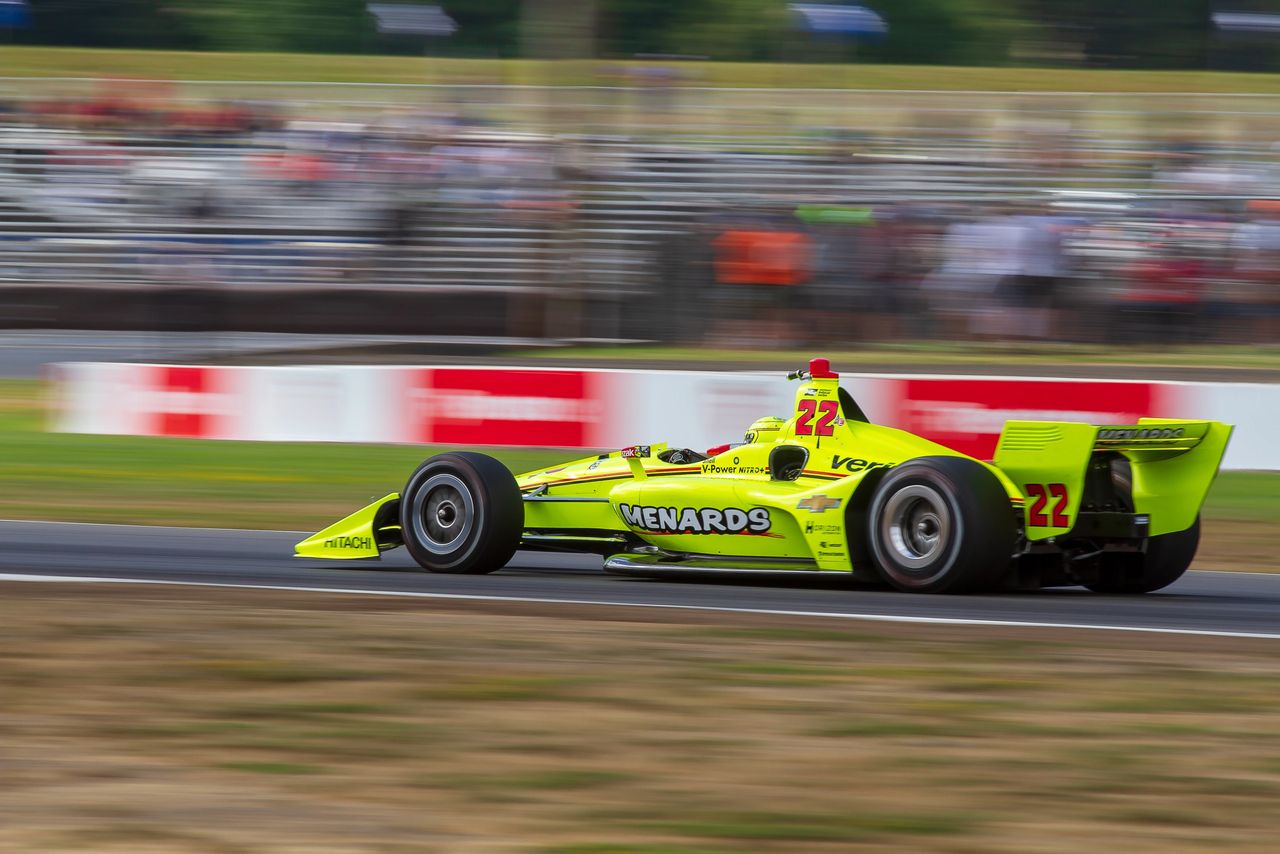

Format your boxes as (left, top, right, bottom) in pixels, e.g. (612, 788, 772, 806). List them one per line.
(0, 81, 1277, 346)
(686, 198, 1280, 348)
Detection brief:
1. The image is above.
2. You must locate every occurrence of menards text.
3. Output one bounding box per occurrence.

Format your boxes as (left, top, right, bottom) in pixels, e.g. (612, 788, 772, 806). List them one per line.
(619, 504, 771, 534)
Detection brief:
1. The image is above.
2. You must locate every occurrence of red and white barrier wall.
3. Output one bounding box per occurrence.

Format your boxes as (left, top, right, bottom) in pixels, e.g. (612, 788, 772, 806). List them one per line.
(50, 363, 1280, 471)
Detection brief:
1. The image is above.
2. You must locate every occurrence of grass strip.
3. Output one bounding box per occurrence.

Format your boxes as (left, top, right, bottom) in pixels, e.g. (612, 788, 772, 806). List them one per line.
(5, 47, 1280, 92)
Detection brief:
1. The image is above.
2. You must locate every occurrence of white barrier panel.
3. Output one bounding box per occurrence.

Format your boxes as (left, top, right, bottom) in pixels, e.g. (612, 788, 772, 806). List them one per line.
(52, 363, 248, 439)
(50, 362, 1279, 470)
(1198, 382, 1280, 472)
(241, 366, 400, 444)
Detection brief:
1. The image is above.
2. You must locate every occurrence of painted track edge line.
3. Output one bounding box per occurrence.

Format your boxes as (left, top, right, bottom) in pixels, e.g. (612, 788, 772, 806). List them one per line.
(2, 573, 1277, 641)
(0, 519, 309, 534)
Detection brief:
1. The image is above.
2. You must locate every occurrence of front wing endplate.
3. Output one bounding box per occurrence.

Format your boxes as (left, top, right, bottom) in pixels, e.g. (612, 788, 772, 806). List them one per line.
(294, 493, 401, 560)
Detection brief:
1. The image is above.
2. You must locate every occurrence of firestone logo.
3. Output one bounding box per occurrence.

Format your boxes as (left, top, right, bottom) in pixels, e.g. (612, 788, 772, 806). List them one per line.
(411, 369, 599, 446)
(896, 378, 1159, 460)
(413, 389, 598, 423)
(903, 402, 1127, 436)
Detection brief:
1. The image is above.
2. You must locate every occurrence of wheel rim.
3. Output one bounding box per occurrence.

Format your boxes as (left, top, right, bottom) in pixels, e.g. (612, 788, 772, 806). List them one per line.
(880, 484, 951, 570)
(411, 473, 475, 555)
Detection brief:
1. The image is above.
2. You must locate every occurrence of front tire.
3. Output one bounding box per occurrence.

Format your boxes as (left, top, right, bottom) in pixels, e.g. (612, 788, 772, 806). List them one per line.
(400, 452, 523, 574)
(1086, 517, 1199, 594)
(866, 457, 1015, 593)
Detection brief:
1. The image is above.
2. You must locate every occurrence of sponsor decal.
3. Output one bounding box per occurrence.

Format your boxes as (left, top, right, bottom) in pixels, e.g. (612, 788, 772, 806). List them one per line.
(621, 444, 651, 459)
(1096, 426, 1185, 441)
(410, 368, 598, 447)
(797, 494, 842, 513)
(830, 455, 895, 474)
(324, 535, 372, 550)
(701, 461, 768, 475)
(619, 504, 771, 535)
(587, 460, 603, 470)
(804, 521, 841, 534)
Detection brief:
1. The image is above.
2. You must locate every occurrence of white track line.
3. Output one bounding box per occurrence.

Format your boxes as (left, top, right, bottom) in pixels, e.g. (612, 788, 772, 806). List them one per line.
(0, 519, 308, 534)
(2, 573, 1277, 641)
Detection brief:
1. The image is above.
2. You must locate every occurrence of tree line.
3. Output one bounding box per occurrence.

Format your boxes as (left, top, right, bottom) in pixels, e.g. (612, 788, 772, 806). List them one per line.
(12, 0, 1278, 71)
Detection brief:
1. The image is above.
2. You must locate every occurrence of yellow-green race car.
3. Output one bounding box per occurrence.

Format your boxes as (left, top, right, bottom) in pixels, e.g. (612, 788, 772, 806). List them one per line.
(296, 359, 1232, 594)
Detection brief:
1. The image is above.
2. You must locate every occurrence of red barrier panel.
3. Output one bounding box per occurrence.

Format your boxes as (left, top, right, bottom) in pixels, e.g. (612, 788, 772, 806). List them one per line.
(147, 365, 230, 439)
(408, 368, 600, 447)
(888, 378, 1161, 459)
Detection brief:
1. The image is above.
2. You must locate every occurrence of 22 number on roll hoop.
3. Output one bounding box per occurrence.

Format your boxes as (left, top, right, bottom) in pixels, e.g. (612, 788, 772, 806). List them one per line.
(795, 399, 839, 436)
(1025, 483, 1070, 528)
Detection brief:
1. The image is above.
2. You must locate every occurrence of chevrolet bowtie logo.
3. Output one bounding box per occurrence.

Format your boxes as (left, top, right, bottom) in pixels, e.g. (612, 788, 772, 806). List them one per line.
(797, 494, 841, 513)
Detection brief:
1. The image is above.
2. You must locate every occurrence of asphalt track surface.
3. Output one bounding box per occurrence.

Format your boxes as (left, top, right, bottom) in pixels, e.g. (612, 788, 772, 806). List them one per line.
(3, 521, 1279, 639)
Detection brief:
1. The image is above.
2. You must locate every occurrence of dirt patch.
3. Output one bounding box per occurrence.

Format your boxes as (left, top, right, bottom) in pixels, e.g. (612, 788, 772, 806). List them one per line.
(1198, 519, 1278, 572)
(3, 584, 1280, 852)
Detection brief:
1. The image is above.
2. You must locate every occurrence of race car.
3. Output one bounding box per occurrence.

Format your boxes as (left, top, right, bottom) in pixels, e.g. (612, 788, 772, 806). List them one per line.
(296, 358, 1232, 594)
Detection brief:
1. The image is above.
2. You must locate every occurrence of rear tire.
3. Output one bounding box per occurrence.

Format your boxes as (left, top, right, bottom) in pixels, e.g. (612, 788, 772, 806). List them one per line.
(866, 457, 1015, 593)
(1086, 517, 1199, 594)
(400, 452, 523, 574)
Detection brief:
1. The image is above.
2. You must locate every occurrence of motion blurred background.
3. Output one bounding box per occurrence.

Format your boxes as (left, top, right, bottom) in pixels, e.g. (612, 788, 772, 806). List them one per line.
(5, 5, 1280, 854)
(0, 0, 1278, 351)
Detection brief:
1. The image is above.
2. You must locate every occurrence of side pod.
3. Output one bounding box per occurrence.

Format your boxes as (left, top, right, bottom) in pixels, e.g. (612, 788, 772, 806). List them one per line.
(294, 493, 403, 560)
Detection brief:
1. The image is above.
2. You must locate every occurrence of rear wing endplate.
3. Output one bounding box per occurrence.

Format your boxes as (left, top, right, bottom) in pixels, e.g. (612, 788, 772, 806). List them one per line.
(995, 418, 1232, 540)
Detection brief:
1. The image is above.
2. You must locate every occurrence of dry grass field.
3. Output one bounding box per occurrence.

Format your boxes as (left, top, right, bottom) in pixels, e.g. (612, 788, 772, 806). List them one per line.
(3, 585, 1280, 853)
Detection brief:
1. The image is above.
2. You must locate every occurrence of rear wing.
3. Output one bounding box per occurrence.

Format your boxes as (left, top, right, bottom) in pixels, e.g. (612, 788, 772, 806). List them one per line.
(994, 418, 1232, 541)
(1092, 420, 1209, 454)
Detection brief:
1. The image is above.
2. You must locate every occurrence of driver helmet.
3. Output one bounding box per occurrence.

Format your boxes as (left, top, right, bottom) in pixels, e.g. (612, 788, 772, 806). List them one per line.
(744, 416, 786, 444)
